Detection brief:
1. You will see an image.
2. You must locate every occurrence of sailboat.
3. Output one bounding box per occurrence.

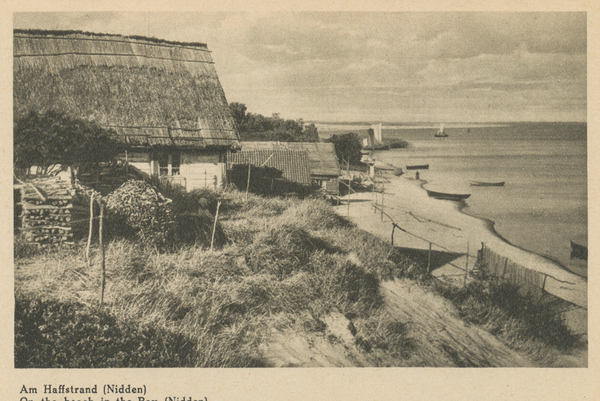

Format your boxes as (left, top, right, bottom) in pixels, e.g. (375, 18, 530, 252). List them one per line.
(435, 123, 448, 137)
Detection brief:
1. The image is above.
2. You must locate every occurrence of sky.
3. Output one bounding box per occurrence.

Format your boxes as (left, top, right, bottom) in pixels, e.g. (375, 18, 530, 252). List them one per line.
(13, 12, 587, 123)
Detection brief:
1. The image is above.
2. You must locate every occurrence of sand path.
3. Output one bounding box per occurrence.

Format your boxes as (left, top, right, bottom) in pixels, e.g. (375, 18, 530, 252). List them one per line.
(334, 175, 587, 309)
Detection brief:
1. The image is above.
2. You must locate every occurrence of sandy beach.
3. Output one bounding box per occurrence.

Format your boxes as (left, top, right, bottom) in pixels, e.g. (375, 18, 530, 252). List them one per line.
(334, 172, 587, 334)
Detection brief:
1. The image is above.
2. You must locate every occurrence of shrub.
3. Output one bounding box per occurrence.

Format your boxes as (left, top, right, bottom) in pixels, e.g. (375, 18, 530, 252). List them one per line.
(155, 179, 221, 215)
(15, 297, 196, 368)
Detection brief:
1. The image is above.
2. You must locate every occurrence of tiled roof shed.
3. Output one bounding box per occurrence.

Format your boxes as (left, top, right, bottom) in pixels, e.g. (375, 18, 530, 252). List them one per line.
(227, 149, 311, 185)
(237, 142, 340, 178)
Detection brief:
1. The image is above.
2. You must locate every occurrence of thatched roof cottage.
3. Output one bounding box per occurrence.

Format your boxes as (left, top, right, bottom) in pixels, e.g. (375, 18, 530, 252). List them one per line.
(14, 29, 240, 190)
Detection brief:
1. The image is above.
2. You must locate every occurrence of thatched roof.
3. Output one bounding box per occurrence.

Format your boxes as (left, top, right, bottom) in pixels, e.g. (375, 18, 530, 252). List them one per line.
(227, 149, 311, 185)
(14, 29, 240, 150)
(238, 142, 340, 177)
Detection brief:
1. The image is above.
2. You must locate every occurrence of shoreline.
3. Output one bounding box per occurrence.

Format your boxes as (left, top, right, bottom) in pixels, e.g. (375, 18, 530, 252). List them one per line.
(417, 178, 584, 277)
(334, 172, 587, 311)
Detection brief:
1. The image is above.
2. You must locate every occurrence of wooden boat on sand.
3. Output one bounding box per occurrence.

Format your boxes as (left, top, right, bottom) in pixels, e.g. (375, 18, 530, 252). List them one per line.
(470, 181, 505, 187)
(406, 164, 429, 170)
(426, 189, 470, 201)
(570, 241, 588, 260)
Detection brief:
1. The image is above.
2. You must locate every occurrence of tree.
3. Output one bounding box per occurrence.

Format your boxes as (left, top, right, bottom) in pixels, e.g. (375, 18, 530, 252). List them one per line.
(14, 110, 122, 174)
(229, 103, 319, 142)
(299, 123, 319, 142)
(229, 102, 247, 130)
(325, 132, 363, 165)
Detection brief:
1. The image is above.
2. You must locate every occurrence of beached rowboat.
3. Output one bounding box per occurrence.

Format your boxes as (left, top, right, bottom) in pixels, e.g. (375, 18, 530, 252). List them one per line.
(570, 241, 588, 260)
(425, 189, 471, 201)
(405, 164, 429, 170)
(470, 181, 505, 187)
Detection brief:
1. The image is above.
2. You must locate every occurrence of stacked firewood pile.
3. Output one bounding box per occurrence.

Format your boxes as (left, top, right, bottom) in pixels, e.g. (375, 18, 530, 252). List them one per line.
(19, 177, 77, 247)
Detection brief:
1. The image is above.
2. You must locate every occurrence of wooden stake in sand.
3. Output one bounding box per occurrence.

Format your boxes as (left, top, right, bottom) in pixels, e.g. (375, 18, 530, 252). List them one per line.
(211, 201, 222, 252)
(427, 242, 432, 274)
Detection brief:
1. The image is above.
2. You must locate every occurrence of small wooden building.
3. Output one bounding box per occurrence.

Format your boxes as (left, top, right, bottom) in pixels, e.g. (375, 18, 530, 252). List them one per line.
(14, 30, 240, 191)
(229, 142, 340, 194)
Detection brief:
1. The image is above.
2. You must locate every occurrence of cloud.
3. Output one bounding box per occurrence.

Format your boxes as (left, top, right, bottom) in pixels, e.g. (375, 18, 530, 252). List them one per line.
(13, 12, 586, 122)
(414, 49, 586, 89)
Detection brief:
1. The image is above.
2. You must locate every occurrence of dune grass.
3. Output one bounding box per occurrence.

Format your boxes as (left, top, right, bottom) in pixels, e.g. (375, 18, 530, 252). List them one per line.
(14, 186, 581, 367)
(15, 189, 393, 367)
(432, 274, 580, 364)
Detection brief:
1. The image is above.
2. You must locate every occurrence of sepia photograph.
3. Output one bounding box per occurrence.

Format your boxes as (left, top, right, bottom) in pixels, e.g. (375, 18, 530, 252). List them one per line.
(4, 3, 598, 400)
(12, 10, 588, 369)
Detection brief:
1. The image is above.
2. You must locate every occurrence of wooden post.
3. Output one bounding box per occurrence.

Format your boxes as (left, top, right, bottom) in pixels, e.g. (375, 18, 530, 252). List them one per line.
(541, 274, 548, 292)
(346, 158, 350, 216)
(245, 164, 251, 202)
(464, 242, 469, 286)
(99, 201, 106, 306)
(372, 179, 376, 213)
(70, 165, 76, 187)
(211, 201, 222, 252)
(95, 163, 100, 191)
(86, 192, 94, 268)
(480, 242, 484, 266)
(427, 242, 432, 274)
(380, 183, 385, 221)
(391, 224, 395, 247)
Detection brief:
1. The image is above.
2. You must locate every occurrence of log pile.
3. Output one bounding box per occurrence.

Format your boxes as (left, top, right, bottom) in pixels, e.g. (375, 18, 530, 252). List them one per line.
(19, 177, 77, 247)
(105, 179, 174, 248)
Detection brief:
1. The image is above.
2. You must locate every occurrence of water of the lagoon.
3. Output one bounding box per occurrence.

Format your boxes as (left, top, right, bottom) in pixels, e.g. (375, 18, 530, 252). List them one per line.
(322, 122, 588, 277)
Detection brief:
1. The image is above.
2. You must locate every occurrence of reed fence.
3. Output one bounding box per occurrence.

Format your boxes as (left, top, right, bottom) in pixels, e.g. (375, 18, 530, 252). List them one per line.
(480, 244, 546, 297)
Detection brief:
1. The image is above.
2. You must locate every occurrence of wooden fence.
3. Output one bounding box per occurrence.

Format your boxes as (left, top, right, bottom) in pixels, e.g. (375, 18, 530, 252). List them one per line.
(480, 245, 546, 297)
(480, 244, 586, 309)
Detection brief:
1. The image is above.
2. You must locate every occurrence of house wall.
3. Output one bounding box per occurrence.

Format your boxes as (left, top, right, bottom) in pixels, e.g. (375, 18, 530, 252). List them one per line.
(119, 150, 227, 191)
(124, 151, 152, 175)
(312, 176, 339, 195)
(180, 152, 226, 190)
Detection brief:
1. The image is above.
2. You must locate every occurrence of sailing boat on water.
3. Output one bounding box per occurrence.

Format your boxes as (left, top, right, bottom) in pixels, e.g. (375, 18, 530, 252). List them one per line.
(435, 123, 448, 137)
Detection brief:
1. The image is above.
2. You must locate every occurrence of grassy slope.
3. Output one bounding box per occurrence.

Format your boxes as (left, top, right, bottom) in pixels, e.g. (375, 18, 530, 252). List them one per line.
(14, 188, 580, 367)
